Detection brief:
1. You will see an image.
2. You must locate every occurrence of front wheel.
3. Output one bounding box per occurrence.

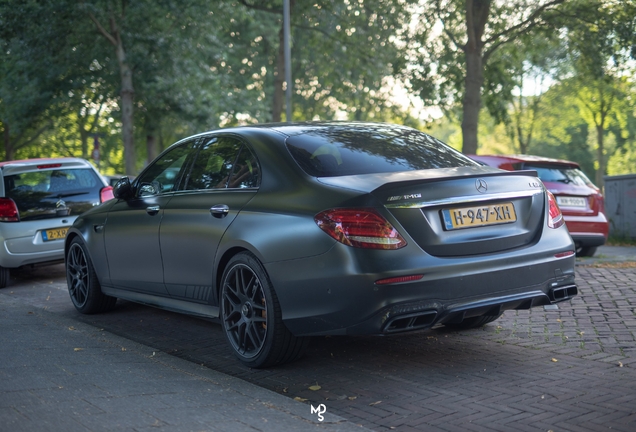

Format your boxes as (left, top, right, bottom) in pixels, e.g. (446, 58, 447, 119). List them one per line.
(66, 237, 117, 314)
(220, 252, 308, 368)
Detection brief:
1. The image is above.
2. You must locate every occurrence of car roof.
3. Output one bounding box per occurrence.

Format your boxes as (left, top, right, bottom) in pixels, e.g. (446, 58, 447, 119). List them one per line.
(0, 157, 93, 168)
(184, 121, 418, 139)
(0, 158, 96, 177)
(470, 154, 580, 168)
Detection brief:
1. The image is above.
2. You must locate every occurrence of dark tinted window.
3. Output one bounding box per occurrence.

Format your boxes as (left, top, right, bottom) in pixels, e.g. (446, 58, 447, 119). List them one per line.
(286, 125, 475, 177)
(136, 140, 197, 197)
(524, 164, 594, 187)
(184, 136, 242, 190)
(4, 168, 103, 221)
(227, 145, 260, 189)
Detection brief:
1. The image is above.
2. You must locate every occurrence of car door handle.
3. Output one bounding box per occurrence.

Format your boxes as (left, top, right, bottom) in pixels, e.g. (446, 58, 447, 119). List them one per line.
(210, 204, 229, 218)
(146, 206, 160, 216)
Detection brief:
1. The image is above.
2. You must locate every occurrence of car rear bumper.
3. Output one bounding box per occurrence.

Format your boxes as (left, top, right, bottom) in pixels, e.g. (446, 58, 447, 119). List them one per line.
(564, 214, 609, 239)
(569, 233, 606, 248)
(0, 218, 73, 268)
(266, 235, 577, 337)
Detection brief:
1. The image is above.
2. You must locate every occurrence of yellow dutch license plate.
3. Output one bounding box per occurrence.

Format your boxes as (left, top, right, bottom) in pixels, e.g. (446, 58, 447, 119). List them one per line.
(42, 227, 69, 242)
(441, 202, 517, 230)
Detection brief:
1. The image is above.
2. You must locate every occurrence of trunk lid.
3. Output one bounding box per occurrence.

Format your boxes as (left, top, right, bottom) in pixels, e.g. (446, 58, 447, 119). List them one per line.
(319, 167, 546, 257)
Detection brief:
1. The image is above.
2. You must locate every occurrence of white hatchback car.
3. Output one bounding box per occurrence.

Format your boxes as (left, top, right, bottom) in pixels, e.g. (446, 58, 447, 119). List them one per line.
(0, 158, 113, 287)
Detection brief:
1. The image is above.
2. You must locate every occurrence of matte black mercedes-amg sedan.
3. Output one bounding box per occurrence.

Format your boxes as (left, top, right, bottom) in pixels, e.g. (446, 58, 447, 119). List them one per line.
(65, 122, 577, 368)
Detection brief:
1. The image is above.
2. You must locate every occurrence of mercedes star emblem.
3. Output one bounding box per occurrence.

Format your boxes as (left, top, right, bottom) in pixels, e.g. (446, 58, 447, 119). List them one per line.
(475, 179, 488, 193)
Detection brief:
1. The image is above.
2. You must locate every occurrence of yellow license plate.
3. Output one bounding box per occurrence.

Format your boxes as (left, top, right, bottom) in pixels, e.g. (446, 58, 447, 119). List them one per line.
(442, 202, 517, 230)
(42, 227, 69, 241)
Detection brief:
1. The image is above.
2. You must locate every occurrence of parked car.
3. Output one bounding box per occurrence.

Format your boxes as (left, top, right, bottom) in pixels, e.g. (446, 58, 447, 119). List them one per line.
(65, 122, 577, 368)
(470, 154, 609, 257)
(0, 157, 114, 288)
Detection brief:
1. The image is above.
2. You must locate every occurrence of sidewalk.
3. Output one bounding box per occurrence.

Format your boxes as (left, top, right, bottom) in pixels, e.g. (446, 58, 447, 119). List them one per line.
(0, 295, 367, 432)
(576, 245, 636, 265)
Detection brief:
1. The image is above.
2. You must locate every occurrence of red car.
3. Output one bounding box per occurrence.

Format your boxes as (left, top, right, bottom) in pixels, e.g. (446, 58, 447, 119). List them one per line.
(470, 154, 608, 257)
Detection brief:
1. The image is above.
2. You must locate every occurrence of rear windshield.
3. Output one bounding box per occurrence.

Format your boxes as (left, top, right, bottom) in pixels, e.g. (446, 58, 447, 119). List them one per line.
(4, 168, 104, 221)
(522, 164, 595, 187)
(286, 125, 476, 177)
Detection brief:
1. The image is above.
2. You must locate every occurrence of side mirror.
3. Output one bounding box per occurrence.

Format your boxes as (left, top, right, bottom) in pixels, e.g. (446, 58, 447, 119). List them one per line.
(113, 176, 134, 200)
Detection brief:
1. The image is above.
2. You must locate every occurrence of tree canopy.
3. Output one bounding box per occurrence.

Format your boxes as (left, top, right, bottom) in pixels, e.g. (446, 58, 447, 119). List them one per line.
(1, 0, 634, 184)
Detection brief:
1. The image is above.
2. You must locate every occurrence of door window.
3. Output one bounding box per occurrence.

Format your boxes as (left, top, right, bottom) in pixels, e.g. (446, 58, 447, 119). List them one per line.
(184, 136, 248, 190)
(227, 145, 260, 189)
(136, 140, 197, 197)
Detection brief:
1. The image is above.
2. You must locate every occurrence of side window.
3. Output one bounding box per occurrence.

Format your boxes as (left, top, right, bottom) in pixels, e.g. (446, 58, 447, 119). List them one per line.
(227, 145, 260, 188)
(136, 140, 196, 197)
(184, 136, 242, 190)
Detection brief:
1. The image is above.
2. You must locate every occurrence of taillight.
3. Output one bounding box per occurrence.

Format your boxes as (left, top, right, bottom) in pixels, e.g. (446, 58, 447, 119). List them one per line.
(590, 193, 605, 213)
(547, 192, 564, 229)
(100, 186, 114, 203)
(314, 208, 407, 250)
(0, 198, 19, 222)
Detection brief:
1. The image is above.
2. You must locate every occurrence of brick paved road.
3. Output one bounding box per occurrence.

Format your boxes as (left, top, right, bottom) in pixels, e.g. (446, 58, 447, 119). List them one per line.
(4, 260, 635, 432)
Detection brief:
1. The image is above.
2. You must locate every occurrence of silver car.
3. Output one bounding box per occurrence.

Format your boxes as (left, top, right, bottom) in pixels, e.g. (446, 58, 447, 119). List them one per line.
(0, 158, 113, 288)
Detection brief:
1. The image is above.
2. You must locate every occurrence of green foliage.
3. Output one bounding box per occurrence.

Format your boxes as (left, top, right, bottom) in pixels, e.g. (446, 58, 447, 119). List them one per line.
(1, 0, 635, 178)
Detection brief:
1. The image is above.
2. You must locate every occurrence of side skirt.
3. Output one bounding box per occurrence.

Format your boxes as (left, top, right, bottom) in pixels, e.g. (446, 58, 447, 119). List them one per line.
(101, 286, 220, 319)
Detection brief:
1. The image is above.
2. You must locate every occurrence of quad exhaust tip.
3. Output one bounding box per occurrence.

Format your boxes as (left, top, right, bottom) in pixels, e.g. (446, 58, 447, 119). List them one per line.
(549, 285, 578, 302)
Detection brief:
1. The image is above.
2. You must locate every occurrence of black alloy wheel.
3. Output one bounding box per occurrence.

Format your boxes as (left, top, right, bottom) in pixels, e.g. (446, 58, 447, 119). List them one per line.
(66, 237, 116, 314)
(220, 252, 308, 368)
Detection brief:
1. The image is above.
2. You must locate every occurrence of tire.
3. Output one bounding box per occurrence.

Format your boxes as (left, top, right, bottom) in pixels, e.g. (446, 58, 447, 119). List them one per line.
(445, 313, 503, 330)
(220, 252, 308, 368)
(0, 266, 9, 289)
(576, 246, 597, 258)
(66, 237, 117, 314)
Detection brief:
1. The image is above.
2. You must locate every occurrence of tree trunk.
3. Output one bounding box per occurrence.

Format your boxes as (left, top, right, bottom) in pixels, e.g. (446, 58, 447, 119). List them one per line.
(461, 46, 483, 155)
(461, 0, 490, 155)
(90, 12, 136, 176)
(596, 124, 605, 189)
(271, 26, 285, 122)
(146, 133, 158, 166)
(3, 122, 14, 160)
(116, 41, 136, 176)
(79, 120, 89, 159)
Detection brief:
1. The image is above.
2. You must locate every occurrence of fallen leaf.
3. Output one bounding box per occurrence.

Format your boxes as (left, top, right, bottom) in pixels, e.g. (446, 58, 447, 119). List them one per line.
(309, 385, 321, 391)
(294, 397, 307, 402)
(282, 388, 288, 393)
(68, 326, 75, 331)
(369, 401, 382, 406)
(74, 348, 83, 352)
(556, 319, 561, 322)
(121, 347, 126, 352)
(348, 396, 357, 400)
(618, 362, 623, 368)
(551, 358, 558, 362)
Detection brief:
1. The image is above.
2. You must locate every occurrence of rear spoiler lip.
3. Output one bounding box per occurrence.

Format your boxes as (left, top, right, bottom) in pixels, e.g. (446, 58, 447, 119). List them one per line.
(316, 167, 539, 194)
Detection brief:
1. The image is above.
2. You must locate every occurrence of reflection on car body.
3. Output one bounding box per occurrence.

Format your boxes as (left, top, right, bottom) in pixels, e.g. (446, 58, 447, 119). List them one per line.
(65, 122, 578, 368)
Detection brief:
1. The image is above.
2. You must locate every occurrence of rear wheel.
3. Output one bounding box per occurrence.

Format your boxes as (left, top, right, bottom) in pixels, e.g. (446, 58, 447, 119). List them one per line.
(445, 313, 503, 330)
(66, 237, 116, 314)
(220, 252, 308, 368)
(576, 245, 597, 258)
(0, 266, 9, 288)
